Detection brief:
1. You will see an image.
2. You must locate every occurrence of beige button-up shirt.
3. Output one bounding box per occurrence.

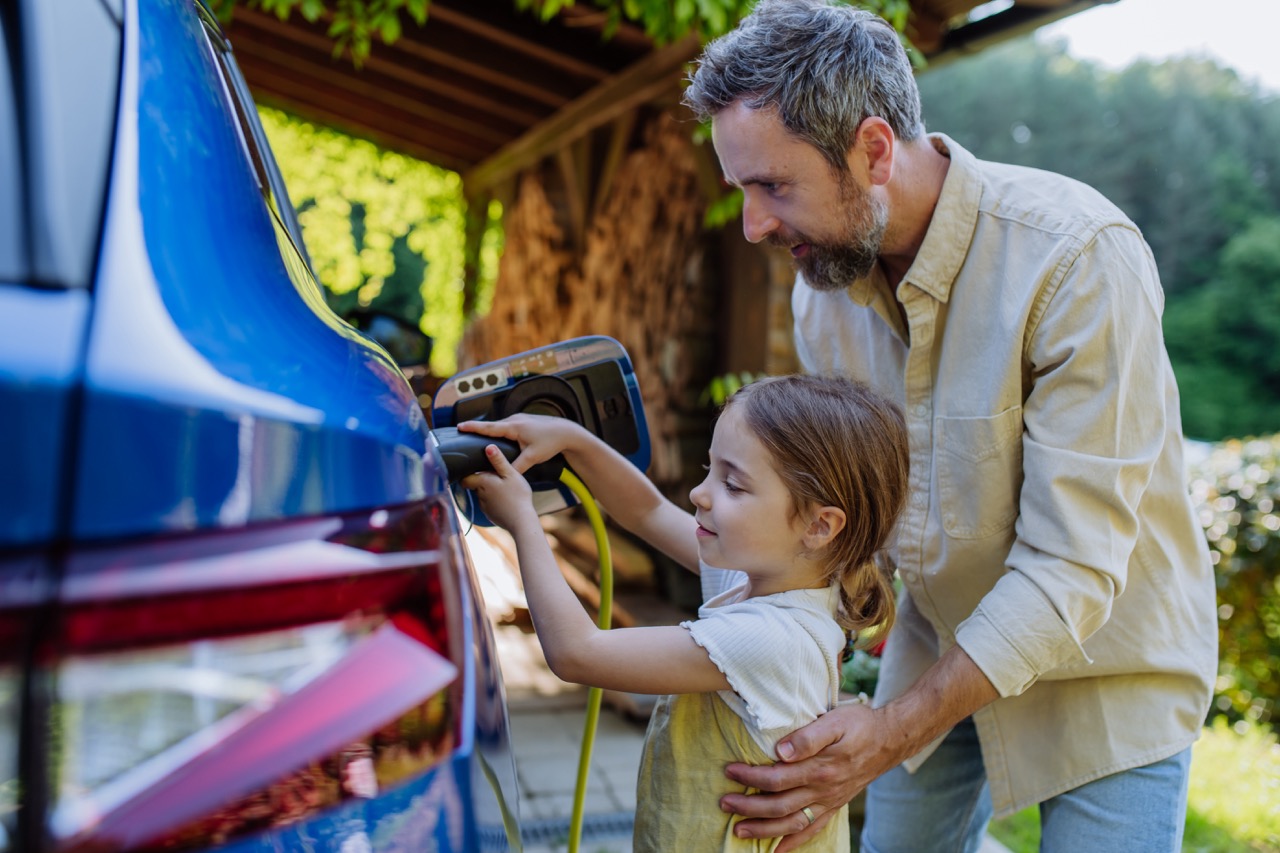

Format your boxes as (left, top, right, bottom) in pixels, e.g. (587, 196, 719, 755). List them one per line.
(792, 134, 1217, 817)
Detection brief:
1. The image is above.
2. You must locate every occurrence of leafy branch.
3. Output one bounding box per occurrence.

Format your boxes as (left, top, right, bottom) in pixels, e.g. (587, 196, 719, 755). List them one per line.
(213, 0, 917, 65)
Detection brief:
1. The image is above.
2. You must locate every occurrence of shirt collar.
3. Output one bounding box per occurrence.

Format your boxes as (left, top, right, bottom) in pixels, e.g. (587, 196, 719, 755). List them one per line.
(841, 132, 984, 306)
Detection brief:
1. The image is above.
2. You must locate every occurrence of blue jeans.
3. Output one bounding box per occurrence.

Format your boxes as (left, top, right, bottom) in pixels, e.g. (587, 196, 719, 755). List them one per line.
(859, 717, 1192, 853)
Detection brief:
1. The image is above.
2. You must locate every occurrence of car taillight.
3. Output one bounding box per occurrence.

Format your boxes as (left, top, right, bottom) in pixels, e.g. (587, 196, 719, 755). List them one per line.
(42, 498, 463, 853)
(2, 554, 48, 853)
(0, 665, 15, 853)
(1, 642, 19, 853)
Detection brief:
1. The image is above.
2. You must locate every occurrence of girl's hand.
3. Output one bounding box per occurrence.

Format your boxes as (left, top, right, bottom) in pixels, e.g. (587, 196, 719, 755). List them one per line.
(459, 415, 586, 475)
(460, 445, 537, 532)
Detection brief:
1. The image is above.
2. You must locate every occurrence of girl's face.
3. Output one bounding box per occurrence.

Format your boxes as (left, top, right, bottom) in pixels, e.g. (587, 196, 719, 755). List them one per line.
(688, 405, 827, 596)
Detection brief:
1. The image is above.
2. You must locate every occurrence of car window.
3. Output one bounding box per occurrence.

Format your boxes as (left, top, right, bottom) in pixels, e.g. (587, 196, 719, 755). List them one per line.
(222, 54, 314, 268)
(19, 0, 120, 288)
(195, 4, 314, 270)
(0, 5, 24, 282)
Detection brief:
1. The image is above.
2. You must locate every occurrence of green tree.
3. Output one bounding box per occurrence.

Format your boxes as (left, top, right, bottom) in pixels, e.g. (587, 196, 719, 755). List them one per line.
(258, 107, 502, 376)
(1166, 217, 1280, 439)
(917, 38, 1280, 439)
(918, 39, 1280, 298)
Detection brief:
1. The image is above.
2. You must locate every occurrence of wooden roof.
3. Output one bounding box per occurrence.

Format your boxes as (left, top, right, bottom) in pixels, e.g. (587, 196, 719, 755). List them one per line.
(226, 0, 1113, 192)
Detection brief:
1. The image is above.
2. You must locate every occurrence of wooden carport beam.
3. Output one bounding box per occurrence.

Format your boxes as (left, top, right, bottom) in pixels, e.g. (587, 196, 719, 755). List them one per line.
(463, 33, 701, 194)
(924, 0, 1119, 68)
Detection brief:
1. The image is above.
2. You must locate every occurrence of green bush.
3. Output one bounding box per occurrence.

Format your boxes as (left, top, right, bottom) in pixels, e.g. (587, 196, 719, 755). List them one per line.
(840, 649, 882, 698)
(257, 107, 502, 377)
(1188, 434, 1280, 729)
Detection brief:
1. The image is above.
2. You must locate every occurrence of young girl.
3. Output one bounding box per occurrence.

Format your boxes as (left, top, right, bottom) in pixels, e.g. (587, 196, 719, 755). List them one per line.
(460, 374, 909, 851)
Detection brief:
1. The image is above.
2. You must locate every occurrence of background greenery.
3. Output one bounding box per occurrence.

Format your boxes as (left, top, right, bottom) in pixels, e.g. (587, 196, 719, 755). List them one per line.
(1190, 436, 1280, 731)
(258, 107, 502, 376)
(251, 15, 1280, 847)
(916, 38, 1280, 441)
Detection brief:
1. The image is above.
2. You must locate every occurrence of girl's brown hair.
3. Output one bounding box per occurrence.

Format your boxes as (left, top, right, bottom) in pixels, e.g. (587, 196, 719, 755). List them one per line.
(725, 374, 908, 644)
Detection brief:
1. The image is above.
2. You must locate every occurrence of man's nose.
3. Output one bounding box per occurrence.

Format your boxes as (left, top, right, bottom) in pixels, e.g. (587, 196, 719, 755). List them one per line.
(741, 195, 779, 244)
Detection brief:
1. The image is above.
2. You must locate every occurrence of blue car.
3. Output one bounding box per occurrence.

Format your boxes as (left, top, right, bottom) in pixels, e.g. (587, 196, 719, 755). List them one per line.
(1, 0, 524, 849)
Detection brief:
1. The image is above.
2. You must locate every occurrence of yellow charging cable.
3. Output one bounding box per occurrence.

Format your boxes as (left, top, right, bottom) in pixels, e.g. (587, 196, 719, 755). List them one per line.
(556, 468, 613, 853)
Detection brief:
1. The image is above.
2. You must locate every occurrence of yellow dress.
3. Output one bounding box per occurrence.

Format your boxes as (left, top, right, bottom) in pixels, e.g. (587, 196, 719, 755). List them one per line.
(632, 690, 850, 852)
(630, 569, 848, 851)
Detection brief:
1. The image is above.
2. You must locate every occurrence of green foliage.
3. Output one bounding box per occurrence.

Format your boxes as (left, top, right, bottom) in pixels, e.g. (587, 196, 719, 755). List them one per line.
(917, 39, 1280, 441)
(1189, 434, 1280, 730)
(919, 39, 1280, 301)
(217, 0, 916, 64)
(211, 0, 428, 63)
(699, 371, 764, 407)
(702, 188, 744, 229)
(987, 807, 1040, 853)
(1165, 218, 1280, 440)
(988, 719, 1280, 853)
(839, 649, 881, 697)
(258, 107, 495, 375)
(1187, 717, 1280, 851)
(576, 0, 755, 44)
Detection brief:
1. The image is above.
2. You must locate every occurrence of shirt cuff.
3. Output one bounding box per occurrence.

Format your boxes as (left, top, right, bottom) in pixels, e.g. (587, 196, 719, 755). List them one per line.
(955, 572, 1093, 697)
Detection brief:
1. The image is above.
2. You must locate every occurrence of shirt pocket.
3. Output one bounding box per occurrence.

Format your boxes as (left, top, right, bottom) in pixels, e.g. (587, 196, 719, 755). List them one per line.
(935, 407, 1024, 540)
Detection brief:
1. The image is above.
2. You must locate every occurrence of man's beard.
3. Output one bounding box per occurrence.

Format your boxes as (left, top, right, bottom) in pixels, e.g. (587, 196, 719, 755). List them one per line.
(770, 174, 888, 292)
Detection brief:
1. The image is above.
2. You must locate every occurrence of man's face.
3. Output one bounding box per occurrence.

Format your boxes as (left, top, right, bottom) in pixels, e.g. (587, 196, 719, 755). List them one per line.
(711, 101, 888, 291)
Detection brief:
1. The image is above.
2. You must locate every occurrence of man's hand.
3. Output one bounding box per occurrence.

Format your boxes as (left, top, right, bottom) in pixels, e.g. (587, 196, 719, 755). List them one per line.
(720, 703, 906, 851)
(721, 646, 999, 852)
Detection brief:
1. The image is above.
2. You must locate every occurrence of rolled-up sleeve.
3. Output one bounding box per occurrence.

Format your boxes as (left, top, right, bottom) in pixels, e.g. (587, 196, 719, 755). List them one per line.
(956, 225, 1169, 697)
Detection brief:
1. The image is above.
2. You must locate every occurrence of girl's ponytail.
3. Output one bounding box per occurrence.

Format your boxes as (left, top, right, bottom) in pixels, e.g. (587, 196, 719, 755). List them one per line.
(836, 553, 896, 646)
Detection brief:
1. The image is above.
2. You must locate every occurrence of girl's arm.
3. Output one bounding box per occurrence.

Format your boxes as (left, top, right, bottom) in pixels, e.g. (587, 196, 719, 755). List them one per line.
(460, 415, 699, 572)
(462, 445, 728, 695)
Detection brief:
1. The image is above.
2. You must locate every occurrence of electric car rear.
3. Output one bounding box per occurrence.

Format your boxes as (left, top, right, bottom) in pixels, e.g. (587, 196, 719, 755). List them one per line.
(0, 0, 520, 849)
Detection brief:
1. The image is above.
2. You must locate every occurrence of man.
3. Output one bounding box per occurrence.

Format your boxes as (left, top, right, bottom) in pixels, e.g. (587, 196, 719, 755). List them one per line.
(681, 1, 1218, 851)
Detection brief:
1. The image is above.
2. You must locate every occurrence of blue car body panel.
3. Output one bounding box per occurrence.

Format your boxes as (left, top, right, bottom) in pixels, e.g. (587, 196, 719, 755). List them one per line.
(0, 288, 90, 546)
(73, 0, 449, 540)
(1, 0, 519, 848)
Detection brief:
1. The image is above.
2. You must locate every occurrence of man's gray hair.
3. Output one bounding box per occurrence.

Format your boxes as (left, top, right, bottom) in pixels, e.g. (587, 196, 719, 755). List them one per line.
(683, 0, 924, 171)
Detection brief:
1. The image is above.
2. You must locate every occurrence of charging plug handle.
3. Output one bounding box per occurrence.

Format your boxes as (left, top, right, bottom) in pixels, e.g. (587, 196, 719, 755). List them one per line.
(433, 427, 566, 485)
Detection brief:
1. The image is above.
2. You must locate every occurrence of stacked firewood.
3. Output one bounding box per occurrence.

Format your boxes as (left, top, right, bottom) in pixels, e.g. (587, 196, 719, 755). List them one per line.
(460, 111, 718, 497)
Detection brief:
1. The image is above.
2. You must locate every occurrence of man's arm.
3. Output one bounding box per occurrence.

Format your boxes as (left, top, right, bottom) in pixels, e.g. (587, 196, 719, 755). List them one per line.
(720, 645, 997, 851)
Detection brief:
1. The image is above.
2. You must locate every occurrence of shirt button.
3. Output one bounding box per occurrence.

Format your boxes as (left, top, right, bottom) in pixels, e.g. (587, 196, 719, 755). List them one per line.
(913, 404, 928, 418)
(901, 569, 917, 583)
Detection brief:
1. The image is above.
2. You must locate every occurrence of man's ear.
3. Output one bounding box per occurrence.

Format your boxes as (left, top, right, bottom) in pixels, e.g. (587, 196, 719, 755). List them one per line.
(847, 116, 895, 186)
(804, 506, 847, 551)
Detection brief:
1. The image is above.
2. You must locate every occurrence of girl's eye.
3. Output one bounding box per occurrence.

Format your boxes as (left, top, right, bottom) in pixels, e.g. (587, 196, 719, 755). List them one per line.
(723, 480, 743, 495)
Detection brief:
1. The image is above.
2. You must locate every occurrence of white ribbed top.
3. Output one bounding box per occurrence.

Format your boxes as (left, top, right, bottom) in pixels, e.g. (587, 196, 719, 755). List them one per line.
(683, 565, 845, 757)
